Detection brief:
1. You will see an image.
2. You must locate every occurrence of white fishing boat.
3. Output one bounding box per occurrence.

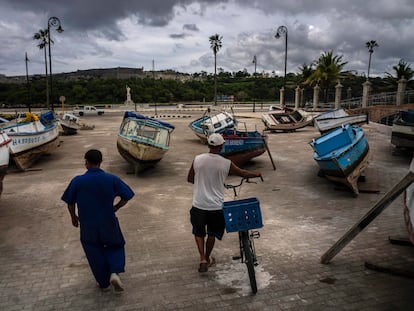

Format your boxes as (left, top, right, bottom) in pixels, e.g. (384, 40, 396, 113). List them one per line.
(261, 109, 313, 132)
(0, 131, 12, 196)
(314, 108, 368, 133)
(188, 109, 235, 144)
(59, 113, 80, 135)
(391, 110, 414, 149)
(1, 111, 60, 171)
(117, 111, 175, 173)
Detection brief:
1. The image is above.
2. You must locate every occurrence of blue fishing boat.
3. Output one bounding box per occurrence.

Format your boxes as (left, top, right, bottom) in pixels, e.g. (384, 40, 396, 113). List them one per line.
(391, 110, 414, 149)
(309, 124, 370, 196)
(189, 109, 235, 144)
(117, 112, 175, 173)
(220, 129, 267, 167)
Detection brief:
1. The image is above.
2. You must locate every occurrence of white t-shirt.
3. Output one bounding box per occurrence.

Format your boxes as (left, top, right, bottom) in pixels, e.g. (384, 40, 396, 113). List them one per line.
(192, 153, 231, 211)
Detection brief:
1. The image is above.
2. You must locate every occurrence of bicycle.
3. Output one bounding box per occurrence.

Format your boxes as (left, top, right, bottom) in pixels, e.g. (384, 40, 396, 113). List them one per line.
(223, 177, 263, 294)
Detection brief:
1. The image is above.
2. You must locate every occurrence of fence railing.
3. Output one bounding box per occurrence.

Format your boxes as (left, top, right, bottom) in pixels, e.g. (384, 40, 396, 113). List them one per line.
(338, 90, 414, 110)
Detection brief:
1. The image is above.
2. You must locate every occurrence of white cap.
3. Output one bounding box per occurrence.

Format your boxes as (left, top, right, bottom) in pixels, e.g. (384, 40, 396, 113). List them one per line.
(207, 133, 225, 146)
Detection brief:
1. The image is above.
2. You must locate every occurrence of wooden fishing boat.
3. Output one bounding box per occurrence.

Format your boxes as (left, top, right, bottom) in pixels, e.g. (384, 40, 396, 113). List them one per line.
(309, 124, 370, 196)
(220, 128, 267, 167)
(117, 111, 175, 173)
(391, 110, 414, 149)
(0, 111, 59, 171)
(59, 113, 80, 135)
(261, 109, 313, 132)
(0, 131, 12, 196)
(189, 109, 235, 144)
(268, 105, 294, 112)
(314, 108, 368, 134)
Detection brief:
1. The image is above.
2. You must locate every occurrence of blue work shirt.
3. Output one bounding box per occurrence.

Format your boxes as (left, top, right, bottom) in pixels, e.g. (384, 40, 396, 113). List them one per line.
(61, 168, 135, 246)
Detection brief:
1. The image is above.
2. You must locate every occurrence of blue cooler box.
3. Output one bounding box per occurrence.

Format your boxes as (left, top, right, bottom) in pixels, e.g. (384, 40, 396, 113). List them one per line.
(223, 197, 263, 233)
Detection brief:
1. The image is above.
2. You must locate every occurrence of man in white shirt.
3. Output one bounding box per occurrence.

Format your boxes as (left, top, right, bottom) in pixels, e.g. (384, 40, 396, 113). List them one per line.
(187, 133, 261, 273)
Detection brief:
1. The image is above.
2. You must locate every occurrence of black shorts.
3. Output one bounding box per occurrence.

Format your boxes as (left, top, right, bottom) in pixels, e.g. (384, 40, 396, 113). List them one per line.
(190, 206, 225, 240)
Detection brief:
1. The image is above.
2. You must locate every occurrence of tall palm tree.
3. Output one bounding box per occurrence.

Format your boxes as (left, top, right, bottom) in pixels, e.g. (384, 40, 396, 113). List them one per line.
(305, 50, 348, 102)
(366, 40, 378, 79)
(33, 29, 51, 106)
(209, 34, 222, 105)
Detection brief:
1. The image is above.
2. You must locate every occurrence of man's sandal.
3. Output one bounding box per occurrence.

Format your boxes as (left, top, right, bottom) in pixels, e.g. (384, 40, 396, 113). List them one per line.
(208, 257, 216, 267)
(198, 261, 208, 273)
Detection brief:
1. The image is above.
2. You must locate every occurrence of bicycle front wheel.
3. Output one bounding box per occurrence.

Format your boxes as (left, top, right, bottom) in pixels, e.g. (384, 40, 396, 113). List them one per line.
(240, 231, 257, 294)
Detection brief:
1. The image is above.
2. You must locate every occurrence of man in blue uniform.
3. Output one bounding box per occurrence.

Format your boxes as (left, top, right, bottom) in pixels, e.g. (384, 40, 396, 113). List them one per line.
(62, 149, 134, 292)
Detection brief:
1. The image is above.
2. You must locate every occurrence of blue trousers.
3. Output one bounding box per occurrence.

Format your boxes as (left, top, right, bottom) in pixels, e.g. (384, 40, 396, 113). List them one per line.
(81, 241, 125, 288)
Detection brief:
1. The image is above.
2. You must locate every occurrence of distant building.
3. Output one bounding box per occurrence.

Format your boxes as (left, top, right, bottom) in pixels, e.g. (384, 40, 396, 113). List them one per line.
(0, 67, 204, 84)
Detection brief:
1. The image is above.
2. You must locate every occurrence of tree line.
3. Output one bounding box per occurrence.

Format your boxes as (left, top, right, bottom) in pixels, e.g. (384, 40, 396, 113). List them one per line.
(0, 68, 412, 109)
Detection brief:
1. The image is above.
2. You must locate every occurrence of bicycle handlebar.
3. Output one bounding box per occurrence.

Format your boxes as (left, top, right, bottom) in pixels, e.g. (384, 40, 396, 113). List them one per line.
(224, 176, 263, 190)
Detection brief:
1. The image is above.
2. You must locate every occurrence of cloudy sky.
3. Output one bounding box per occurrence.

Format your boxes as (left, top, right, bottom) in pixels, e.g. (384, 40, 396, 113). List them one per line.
(1, 0, 413, 78)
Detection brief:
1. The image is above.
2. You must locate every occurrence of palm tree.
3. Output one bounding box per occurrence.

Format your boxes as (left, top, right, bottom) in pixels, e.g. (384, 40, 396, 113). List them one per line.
(305, 50, 348, 102)
(209, 34, 222, 105)
(297, 63, 314, 85)
(366, 40, 378, 79)
(33, 29, 51, 106)
(384, 59, 414, 88)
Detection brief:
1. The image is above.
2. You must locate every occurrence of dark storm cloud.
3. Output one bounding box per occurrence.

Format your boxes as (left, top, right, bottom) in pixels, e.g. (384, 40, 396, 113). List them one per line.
(4, 0, 225, 40)
(1, 0, 414, 77)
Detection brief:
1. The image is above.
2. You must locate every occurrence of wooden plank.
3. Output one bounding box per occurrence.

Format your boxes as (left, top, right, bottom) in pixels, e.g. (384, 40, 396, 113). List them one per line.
(388, 236, 414, 247)
(320, 171, 414, 264)
(263, 137, 276, 170)
(365, 262, 414, 279)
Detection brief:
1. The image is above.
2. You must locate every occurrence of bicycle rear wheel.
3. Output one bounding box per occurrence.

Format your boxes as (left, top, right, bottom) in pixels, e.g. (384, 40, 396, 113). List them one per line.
(240, 231, 257, 294)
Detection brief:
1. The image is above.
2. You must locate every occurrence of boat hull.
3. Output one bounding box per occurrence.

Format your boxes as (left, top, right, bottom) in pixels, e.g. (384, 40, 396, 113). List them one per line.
(221, 130, 266, 167)
(117, 112, 174, 172)
(261, 110, 313, 132)
(310, 124, 370, 195)
(391, 111, 414, 149)
(117, 137, 168, 171)
(60, 123, 78, 135)
(59, 113, 80, 135)
(0, 131, 11, 196)
(3, 118, 59, 171)
(189, 111, 235, 143)
(314, 108, 368, 133)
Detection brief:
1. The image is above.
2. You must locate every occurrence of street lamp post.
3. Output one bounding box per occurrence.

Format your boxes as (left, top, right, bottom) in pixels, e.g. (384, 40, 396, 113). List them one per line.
(252, 55, 257, 112)
(275, 25, 288, 106)
(47, 16, 64, 112)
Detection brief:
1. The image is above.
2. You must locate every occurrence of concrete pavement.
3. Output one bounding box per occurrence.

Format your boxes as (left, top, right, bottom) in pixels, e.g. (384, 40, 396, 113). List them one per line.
(1, 108, 414, 310)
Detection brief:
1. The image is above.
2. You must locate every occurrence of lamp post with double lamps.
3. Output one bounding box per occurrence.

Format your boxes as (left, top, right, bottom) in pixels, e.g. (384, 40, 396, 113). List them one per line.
(275, 25, 288, 106)
(47, 16, 64, 111)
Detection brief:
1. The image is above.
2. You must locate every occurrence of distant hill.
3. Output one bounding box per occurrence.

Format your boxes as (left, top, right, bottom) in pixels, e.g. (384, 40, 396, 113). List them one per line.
(0, 67, 201, 84)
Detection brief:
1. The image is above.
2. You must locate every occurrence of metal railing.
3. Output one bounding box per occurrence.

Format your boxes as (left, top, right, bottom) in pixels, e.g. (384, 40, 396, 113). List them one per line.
(339, 90, 414, 109)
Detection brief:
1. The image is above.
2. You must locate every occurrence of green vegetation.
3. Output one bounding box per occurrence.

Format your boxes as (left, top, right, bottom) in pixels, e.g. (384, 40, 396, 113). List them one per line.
(1, 52, 412, 109)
